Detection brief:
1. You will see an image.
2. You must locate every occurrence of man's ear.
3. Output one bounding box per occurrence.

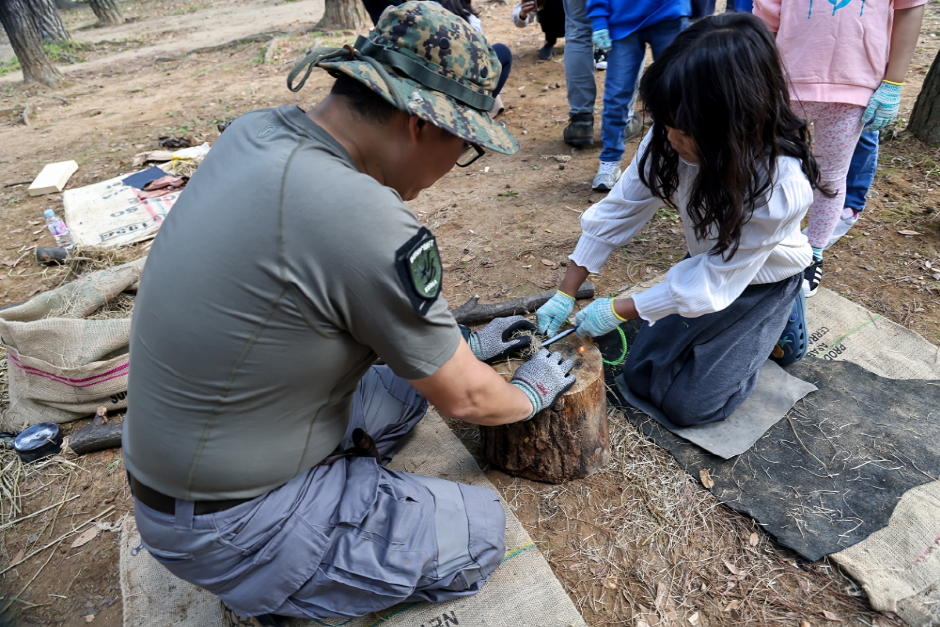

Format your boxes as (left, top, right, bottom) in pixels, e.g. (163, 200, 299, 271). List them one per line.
(406, 115, 427, 146)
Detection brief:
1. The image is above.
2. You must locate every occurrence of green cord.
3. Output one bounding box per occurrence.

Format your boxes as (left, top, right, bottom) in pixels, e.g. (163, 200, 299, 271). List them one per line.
(602, 327, 628, 366)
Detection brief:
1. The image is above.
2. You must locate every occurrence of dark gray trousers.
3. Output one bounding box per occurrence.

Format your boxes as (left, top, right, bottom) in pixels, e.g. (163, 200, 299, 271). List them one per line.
(622, 274, 801, 427)
(133, 366, 506, 619)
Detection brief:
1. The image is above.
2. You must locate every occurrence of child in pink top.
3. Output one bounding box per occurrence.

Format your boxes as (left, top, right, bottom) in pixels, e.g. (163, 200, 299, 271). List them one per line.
(754, 0, 926, 297)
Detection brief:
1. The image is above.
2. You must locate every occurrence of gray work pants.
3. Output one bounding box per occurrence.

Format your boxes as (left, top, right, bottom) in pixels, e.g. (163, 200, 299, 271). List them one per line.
(562, 0, 640, 123)
(563, 0, 596, 117)
(621, 274, 801, 426)
(132, 366, 506, 619)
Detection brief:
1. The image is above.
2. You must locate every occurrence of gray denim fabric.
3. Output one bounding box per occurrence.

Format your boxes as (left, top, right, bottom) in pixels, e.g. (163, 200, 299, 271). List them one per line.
(622, 274, 801, 427)
(133, 366, 506, 619)
(562, 0, 596, 117)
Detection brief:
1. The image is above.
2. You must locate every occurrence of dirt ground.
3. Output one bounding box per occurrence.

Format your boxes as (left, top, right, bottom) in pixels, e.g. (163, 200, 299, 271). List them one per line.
(1, 0, 939, 625)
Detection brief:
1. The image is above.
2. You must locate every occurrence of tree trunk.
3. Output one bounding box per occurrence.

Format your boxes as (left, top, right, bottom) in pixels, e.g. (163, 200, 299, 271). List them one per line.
(909, 50, 940, 147)
(25, 0, 70, 43)
(0, 0, 62, 86)
(481, 335, 611, 484)
(316, 0, 369, 30)
(87, 0, 123, 26)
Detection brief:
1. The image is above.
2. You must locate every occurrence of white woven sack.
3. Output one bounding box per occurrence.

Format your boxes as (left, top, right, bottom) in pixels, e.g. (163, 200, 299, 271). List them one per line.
(0, 258, 145, 431)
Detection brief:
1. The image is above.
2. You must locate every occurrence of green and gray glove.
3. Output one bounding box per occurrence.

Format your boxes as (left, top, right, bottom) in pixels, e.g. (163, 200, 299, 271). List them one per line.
(592, 28, 612, 51)
(536, 290, 575, 337)
(862, 80, 902, 131)
(467, 315, 536, 362)
(510, 349, 577, 420)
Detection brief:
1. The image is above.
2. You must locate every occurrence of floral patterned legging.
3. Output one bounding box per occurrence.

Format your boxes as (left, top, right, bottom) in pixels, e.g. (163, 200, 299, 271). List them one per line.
(791, 101, 866, 250)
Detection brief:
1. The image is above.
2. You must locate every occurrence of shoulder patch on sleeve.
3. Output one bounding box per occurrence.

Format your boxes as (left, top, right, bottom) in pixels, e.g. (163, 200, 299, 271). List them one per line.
(395, 227, 443, 316)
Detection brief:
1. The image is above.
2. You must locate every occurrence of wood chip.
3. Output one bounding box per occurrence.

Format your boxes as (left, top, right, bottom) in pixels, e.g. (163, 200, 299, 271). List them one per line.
(801, 621, 812, 627)
(540, 259, 555, 266)
(461, 255, 475, 263)
(699, 469, 714, 489)
(859, 265, 876, 271)
(723, 601, 741, 612)
(603, 578, 618, 589)
(84, 615, 95, 623)
(70, 525, 100, 549)
(823, 610, 843, 622)
(749, 532, 759, 546)
(688, 611, 700, 625)
(484, 246, 492, 252)
(637, 622, 650, 627)
(11, 548, 24, 564)
(898, 230, 921, 236)
(722, 559, 740, 576)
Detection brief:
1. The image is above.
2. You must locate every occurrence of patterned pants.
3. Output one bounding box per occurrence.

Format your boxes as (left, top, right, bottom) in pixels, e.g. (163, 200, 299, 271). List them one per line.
(791, 101, 866, 250)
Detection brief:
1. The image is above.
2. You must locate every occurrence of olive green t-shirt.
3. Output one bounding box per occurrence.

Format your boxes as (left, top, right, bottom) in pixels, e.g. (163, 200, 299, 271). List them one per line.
(123, 106, 461, 500)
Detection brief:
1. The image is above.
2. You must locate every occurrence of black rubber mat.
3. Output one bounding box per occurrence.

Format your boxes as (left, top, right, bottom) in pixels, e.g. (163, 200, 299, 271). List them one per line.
(597, 320, 940, 560)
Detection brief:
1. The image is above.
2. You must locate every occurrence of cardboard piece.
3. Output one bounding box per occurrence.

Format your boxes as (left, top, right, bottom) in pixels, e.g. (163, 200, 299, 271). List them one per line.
(28, 160, 78, 196)
(616, 360, 817, 459)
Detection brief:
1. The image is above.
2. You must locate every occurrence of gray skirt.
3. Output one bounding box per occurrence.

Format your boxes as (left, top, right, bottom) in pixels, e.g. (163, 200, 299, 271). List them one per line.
(621, 273, 801, 427)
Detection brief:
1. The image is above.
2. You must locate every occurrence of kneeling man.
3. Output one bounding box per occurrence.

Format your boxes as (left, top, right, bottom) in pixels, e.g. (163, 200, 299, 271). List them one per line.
(123, 3, 575, 624)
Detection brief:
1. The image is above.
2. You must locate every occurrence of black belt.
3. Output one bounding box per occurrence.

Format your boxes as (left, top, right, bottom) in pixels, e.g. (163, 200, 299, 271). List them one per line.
(127, 429, 382, 517)
(128, 473, 250, 516)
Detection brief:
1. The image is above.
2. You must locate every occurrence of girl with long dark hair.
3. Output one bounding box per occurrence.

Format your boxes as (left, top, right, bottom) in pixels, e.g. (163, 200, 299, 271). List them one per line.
(537, 13, 827, 427)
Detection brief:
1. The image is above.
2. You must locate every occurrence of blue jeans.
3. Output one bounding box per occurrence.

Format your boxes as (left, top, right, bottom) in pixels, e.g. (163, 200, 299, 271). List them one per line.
(600, 18, 687, 163)
(845, 131, 879, 212)
(563, 0, 596, 117)
(492, 43, 512, 97)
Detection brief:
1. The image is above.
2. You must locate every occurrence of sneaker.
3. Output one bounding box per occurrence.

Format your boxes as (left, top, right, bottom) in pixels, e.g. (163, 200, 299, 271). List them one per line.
(592, 161, 621, 191)
(539, 43, 554, 60)
(802, 258, 823, 297)
(770, 289, 807, 366)
(563, 112, 594, 146)
(221, 601, 289, 627)
(624, 115, 642, 143)
(826, 208, 859, 248)
(594, 49, 608, 71)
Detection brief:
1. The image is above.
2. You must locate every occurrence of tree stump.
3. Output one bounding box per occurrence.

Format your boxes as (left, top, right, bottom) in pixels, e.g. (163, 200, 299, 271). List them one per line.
(481, 334, 610, 484)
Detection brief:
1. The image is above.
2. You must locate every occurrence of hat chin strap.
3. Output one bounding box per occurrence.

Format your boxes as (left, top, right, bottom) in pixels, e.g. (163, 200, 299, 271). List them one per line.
(287, 36, 495, 113)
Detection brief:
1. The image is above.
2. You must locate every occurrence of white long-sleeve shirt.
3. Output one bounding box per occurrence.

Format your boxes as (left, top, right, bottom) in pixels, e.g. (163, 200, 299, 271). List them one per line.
(571, 130, 814, 324)
(511, 2, 538, 27)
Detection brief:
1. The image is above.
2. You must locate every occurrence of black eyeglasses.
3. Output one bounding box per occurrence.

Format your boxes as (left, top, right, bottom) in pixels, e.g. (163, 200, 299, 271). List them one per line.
(456, 143, 485, 167)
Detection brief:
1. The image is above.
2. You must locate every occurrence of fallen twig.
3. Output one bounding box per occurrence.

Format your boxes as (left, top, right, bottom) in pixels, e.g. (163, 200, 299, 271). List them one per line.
(0, 494, 80, 532)
(451, 282, 594, 325)
(2, 180, 32, 188)
(0, 505, 115, 576)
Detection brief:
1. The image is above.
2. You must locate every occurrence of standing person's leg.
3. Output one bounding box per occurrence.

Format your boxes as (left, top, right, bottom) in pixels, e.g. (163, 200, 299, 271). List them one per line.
(827, 130, 879, 247)
(362, 0, 399, 25)
(645, 16, 688, 60)
(594, 34, 645, 191)
(562, 0, 597, 144)
(620, 274, 801, 426)
(537, 0, 565, 59)
(794, 101, 865, 296)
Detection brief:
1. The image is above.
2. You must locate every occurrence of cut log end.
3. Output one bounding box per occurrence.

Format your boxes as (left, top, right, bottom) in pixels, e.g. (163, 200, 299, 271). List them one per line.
(481, 334, 610, 484)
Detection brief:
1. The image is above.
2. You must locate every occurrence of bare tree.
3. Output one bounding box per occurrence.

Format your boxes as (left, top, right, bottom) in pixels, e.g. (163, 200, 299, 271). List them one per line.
(909, 50, 940, 147)
(25, 0, 70, 43)
(87, 0, 123, 26)
(0, 0, 62, 86)
(316, 0, 369, 30)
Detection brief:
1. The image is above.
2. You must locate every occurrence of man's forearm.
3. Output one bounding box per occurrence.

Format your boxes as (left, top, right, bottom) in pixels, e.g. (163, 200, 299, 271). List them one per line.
(409, 341, 534, 426)
(884, 5, 926, 83)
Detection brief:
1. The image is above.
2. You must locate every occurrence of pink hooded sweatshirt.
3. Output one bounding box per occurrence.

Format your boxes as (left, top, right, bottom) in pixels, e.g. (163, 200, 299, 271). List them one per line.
(754, 0, 927, 107)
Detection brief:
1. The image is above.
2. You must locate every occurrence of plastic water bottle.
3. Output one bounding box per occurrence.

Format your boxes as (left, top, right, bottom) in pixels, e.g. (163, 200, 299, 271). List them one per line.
(44, 209, 74, 249)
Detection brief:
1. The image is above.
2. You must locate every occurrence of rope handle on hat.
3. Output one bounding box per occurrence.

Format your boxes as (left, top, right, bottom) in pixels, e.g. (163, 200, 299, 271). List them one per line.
(287, 44, 411, 111)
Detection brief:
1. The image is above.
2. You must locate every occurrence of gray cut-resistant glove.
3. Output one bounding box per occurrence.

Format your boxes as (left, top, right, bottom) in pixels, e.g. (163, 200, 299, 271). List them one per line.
(468, 316, 537, 362)
(510, 349, 577, 420)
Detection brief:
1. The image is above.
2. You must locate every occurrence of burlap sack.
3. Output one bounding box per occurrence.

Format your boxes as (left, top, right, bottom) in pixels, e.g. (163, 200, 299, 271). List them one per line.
(121, 410, 588, 627)
(0, 258, 145, 432)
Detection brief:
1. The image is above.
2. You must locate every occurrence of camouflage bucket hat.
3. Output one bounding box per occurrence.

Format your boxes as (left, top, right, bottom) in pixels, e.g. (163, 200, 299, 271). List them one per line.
(287, 1, 519, 154)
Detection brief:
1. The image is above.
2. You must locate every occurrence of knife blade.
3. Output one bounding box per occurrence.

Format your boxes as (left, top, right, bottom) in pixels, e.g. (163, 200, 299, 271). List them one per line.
(541, 328, 576, 347)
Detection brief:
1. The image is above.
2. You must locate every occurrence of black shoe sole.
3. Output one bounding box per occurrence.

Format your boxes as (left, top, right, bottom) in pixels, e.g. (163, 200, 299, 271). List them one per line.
(564, 137, 594, 146)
